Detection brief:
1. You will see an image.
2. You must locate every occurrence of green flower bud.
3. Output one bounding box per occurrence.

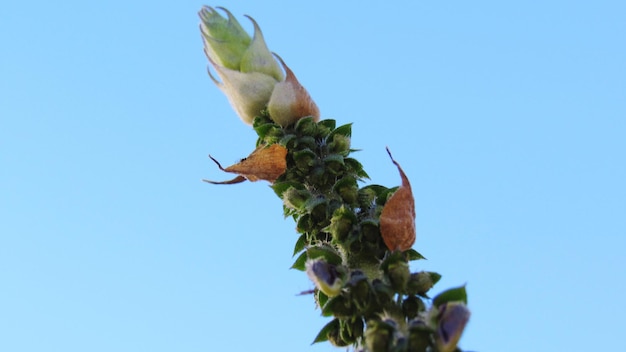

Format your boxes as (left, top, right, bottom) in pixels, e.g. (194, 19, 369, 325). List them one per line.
(385, 261, 410, 293)
(282, 187, 311, 211)
(402, 295, 425, 319)
(199, 7, 319, 126)
(347, 270, 371, 310)
(199, 6, 250, 70)
(327, 323, 350, 347)
(364, 319, 394, 352)
(406, 271, 442, 297)
(339, 318, 364, 345)
(326, 205, 357, 243)
(200, 6, 283, 79)
(407, 319, 431, 352)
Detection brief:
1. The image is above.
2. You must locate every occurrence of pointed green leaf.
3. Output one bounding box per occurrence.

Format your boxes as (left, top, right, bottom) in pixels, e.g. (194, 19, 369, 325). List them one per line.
(307, 245, 342, 265)
(429, 272, 442, 285)
(344, 158, 369, 179)
(312, 318, 339, 344)
(433, 285, 468, 307)
(293, 234, 307, 256)
(316, 290, 329, 309)
(291, 251, 308, 271)
(318, 119, 336, 131)
(329, 123, 353, 138)
(405, 249, 427, 261)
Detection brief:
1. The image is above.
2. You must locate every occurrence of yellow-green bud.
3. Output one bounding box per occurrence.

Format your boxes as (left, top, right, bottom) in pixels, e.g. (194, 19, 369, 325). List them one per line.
(434, 302, 471, 352)
(305, 258, 344, 297)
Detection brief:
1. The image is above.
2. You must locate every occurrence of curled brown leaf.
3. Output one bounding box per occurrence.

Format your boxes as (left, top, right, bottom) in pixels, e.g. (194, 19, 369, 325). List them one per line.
(379, 147, 416, 251)
(203, 144, 288, 184)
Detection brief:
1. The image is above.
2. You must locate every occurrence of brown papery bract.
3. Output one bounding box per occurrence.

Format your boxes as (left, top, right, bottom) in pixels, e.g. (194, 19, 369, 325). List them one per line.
(379, 147, 416, 251)
(203, 144, 288, 184)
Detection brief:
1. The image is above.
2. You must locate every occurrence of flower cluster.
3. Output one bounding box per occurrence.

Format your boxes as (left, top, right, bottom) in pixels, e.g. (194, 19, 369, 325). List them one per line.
(199, 6, 471, 352)
(200, 6, 319, 127)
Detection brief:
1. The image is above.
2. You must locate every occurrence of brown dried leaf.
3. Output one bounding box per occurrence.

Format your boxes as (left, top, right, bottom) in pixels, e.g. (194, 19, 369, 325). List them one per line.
(203, 144, 288, 184)
(380, 147, 416, 251)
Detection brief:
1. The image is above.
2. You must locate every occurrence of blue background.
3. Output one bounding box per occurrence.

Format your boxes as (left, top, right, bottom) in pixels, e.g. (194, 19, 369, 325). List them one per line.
(1, 1, 625, 351)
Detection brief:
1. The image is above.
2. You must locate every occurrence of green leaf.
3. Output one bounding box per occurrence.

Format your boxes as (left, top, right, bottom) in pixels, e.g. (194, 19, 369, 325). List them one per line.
(316, 290, 329, 309)
(293, 234, 307, 256)
(329, 123, 353, 138)
(380, 250, 407, 271)
(433, 285, 468, 307)
(293, 148, 317, 170)
(312, 318, 339, 344)
(307, 245, 342, 265)
(271, 181, 304, 198)
(377, 186, 399, 206)
(405, 249, 427, 261)
(428, 272, 442, 285)
(294, 116, 317, 135)
(318, 119, 336, 131)
(344, 158, 369, 179)
(304, 196, 328, 214)
(253, 123, 275, 140)
(323, 154, 345, 165)
(295, 136, 317, 150)
(321, 295, 354, 318)
(291, 251, 307, 271)
(279, 133, 297, 148)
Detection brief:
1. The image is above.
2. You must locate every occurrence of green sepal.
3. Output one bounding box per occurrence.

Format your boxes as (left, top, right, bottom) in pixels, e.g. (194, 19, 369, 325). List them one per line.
(333, 176, 358, 205)
(315, 119, 336, 138)
(293, 148, 317, 171)
(253, 123, 276, 141)
(282, 187, 312, 211)
(428, 272, 442, 286)
(252, 111, 273, 126)
(377, 186, 399, 206)
(322, 295, 353, 318)
(307, 245, 342, 265)
(318, 119, 337, 131)
(304, 196, 328, 221)
(402, 295, 426, 319)
(357, 185, 388, 208)
(329, 123, 352, 138)
(316, 289, 329, 309)
(323, 154, 346, 174)
(279, 133, 297, 148)
(407, 271, 441, 297)
(360, 218, 380, 244)
(328, 134, 352, 156)
(344, 157, 369, 179)
(339, 317, 364, 344)
(312, 318, 340, 344)
(295, 135, 317, 151)
(405, 248, 427, 261)
(380, 250, 407, 271)
(272, 181, 304, 198)
(291, 251, 308, 271)
(294, 116, 317, 135)
(433, 285, 468, 307)
(293, 234, 307, 256)
(324, 205, 357, 243)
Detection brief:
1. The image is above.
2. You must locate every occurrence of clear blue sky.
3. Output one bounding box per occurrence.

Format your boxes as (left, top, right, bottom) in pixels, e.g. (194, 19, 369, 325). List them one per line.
(1, 1, 625, 351)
